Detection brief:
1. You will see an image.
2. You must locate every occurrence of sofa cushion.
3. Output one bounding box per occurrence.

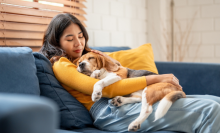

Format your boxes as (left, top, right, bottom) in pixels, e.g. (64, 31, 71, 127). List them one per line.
(0, 47, 40, 95)
(58, 127, 181, 133)
(106, 44, 158, 74)
(33, 53, 93, 129)
(90, 46, 130, 52)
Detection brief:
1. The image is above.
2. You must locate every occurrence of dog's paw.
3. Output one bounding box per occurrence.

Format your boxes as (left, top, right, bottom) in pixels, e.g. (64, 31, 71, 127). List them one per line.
(90, 70, 101, 79)
(111, 96, 125, 107)
(128, 121, 141, 132)
(92, 90, 102, 102)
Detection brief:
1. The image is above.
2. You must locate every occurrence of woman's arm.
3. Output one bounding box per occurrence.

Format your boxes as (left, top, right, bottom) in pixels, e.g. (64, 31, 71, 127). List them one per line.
(53, 57, 147, 98)
(145, 74, 182, 89)
(53, 57, 182, 98)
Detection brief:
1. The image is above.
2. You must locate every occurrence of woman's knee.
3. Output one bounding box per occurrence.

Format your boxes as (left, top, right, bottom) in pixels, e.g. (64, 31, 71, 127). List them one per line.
(198, 99, 220, 115)
(169, 98, 219, 112)
(186, 95, 220, 104)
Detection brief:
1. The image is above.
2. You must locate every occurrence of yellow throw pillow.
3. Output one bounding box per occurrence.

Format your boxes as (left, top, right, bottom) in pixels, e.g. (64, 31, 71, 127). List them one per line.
(105, 43, 158, 74)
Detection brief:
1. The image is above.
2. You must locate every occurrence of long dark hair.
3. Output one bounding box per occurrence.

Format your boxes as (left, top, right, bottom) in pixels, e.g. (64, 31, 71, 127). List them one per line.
(39, 13, 91, 60)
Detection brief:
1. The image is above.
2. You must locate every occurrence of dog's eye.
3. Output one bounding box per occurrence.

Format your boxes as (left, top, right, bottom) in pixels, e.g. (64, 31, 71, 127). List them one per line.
(88, 57, 95, 60)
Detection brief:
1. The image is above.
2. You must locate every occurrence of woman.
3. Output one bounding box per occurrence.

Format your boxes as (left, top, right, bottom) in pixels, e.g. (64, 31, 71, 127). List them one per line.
(39, 13, 220, 133)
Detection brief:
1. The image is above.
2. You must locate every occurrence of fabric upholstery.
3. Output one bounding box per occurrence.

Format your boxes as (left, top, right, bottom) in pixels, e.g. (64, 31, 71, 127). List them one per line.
(156, 61, 220, 96)
(0, 47, 40, 95)
(33, 53, 93, 129)
(90, 46, 130, 52)
(0, 93, 58, 133)
(56, 128, 181, 133)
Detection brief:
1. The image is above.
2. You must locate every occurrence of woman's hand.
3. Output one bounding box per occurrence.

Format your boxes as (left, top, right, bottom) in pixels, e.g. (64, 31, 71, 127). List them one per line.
(91, 50, 105, 56)
(91, 50, 121, 66)
(145, 74, 182, 88)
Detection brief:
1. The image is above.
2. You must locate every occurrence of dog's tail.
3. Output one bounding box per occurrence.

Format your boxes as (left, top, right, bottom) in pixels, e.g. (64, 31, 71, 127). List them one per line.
(154, 91, 186, 122)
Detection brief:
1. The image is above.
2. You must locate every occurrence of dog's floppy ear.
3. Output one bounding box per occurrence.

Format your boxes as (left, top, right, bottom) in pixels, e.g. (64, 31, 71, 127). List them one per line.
(96, 54, 119, 72)
(50, 56, 62, 66)
(96, 55, 105, 69)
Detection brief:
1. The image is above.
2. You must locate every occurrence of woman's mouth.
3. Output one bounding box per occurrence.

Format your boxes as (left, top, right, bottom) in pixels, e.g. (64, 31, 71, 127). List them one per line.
(74, 49, 82, 53)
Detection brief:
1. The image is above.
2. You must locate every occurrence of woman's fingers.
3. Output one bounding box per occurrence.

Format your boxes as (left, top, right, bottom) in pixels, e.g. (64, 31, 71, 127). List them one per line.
(91, 50, 104, 56)
(172, 76, 182, 88)
(173, 77, 179, 84)
(161, 74, 182, 89)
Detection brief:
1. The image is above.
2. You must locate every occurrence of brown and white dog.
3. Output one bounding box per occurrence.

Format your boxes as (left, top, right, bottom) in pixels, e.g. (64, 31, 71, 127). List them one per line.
(50, 52, 186, 132)
(75, 52, 186, 131)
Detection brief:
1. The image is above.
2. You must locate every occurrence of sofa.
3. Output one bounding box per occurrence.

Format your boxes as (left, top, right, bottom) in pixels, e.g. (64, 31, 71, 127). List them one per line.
(0, 46, 220, 133)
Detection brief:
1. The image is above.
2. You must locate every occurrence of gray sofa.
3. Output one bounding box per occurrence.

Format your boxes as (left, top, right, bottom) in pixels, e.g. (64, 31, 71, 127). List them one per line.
(0, 46, 220, 133)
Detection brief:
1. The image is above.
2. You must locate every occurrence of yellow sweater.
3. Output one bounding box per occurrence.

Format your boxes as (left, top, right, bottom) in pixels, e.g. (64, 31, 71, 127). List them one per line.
(53, 57, 147, 110)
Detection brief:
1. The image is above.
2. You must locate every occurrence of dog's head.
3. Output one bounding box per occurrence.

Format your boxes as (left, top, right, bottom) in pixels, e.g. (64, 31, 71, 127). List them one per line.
(75, 52, 119, 76)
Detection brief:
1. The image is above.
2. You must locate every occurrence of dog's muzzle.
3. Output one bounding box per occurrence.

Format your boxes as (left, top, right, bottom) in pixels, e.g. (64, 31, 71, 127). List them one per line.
(79, 62, 85, 69)
(77, 62, 92, 76)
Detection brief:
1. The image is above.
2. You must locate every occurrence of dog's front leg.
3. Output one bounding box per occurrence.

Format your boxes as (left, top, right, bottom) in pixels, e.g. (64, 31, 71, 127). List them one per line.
(90, 70, 101, 79)
(128, 87, 153, 132)
(92, 74, 121, 102)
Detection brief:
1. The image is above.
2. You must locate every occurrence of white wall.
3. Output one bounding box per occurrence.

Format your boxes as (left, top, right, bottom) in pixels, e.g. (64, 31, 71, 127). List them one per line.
(147, 0, 172, 61)
(173, 0, 220, 63)
(84, 0, 220, 63)
(84, 0, 148, 48)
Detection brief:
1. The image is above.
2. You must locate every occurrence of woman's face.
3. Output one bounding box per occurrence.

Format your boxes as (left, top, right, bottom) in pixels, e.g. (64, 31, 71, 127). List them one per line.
(60, 23, 85, 59)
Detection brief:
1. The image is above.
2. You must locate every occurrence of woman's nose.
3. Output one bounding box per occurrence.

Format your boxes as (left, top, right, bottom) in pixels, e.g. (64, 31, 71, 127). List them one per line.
(74, 38, 81, 47)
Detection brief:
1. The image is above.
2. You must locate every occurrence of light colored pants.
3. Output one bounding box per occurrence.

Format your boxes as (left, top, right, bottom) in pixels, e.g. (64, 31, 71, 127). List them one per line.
(90, 95, 220, 133)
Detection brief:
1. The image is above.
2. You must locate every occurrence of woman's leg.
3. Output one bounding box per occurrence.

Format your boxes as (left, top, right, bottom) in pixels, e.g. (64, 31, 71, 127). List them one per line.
(187, 95, 220, 104)
(92, 97, 220, 133)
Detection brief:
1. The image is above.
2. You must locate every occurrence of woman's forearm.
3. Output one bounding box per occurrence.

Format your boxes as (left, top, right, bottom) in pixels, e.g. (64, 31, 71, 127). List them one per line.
(146, 74, 182, 88)
(145, 75, 159, 85)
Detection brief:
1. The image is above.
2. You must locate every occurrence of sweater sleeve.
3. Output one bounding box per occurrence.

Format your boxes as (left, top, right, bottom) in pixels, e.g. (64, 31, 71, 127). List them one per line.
(53, 57, 147, 98)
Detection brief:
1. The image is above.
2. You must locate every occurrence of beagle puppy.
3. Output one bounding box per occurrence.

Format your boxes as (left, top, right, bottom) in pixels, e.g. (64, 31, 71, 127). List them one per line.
(50, 52, 186, 132)
(75, 52, 186, 131)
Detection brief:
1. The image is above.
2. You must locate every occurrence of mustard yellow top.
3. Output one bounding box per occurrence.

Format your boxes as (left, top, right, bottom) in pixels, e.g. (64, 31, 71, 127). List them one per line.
(53, 57, 147, 110)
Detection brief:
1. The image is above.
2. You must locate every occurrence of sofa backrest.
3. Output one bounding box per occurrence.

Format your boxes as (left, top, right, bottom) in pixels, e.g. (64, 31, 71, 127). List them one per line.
(156, 62, 220, 96)
(0, 47, 40, 95)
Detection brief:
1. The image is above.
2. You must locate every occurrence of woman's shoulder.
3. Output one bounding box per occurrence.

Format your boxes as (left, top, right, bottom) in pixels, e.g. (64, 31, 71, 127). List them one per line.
(53, 57, 77, 69)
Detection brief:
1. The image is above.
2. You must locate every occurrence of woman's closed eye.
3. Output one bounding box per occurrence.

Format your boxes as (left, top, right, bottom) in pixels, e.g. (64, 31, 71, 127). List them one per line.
(66, 37, 74, 41)
(67, 39, 73, 42)
(79, 34, 84, 38)
(67, 36, 83, 41)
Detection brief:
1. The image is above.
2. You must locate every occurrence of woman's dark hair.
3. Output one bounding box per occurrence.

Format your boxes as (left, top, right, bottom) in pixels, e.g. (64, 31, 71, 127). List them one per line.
(39, 13, 91, 60)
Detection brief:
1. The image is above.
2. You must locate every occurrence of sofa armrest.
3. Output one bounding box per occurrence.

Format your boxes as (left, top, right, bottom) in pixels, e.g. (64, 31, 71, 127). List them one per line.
(0, 93, 59, 133)
(155, 62, 220, 96)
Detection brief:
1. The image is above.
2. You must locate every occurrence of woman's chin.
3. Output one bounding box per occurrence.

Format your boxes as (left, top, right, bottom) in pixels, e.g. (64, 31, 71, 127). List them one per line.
(71, 53, 82, 59)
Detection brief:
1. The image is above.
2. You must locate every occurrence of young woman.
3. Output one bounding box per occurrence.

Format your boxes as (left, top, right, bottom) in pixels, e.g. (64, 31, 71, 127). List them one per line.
(39, 13, 220, 133)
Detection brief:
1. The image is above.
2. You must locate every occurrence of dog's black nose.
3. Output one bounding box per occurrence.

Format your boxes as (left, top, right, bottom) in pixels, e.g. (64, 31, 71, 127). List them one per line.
(79, 62, 85, 68)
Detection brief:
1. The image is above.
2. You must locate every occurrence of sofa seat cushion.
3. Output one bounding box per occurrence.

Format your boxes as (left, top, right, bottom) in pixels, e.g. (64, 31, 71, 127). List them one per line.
(33, 53, 93, 129)
(56, 128, 181, 133)
(0, 47, 40, 95)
